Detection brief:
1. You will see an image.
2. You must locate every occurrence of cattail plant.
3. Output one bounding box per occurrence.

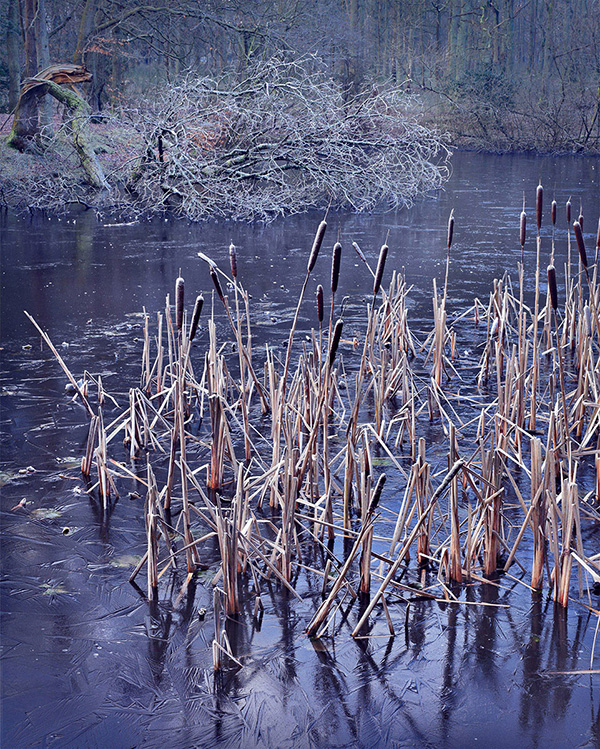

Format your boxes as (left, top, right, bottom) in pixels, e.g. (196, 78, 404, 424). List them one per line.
(229, 242, 238, 279)
(443, 209, 454, 304)
(373, 243, 389, 297)
(189, 294, 204, 342)
(574, 221, 588, 268)
(328, 318, 344, 367)
(316, 284, 324, 324)
(175, 275, 184, 331)
(329, 241, 342, 335)
(520, 207, 526, 254)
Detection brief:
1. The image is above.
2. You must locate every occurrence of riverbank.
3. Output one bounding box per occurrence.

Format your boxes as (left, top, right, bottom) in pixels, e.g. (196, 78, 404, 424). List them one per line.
(1, 90, 598, 222)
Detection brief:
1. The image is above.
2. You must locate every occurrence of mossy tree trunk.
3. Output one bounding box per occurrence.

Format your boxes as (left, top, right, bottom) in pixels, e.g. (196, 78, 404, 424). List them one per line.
(8, 79, 109, 190)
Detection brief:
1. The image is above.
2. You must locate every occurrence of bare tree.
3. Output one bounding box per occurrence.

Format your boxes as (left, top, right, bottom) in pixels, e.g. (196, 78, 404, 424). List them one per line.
(121, 56, 450, 220)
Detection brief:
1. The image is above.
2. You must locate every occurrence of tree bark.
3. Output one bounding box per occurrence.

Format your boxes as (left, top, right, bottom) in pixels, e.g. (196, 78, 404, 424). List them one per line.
(36, 0, 53, 136)
(19, 0, 40, 142)
(7, 0, 21, 110)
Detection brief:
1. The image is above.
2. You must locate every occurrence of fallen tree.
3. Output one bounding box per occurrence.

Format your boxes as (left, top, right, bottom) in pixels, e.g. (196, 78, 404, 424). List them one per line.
(121, 57, 450, 221)
(7, 64, 109, 190)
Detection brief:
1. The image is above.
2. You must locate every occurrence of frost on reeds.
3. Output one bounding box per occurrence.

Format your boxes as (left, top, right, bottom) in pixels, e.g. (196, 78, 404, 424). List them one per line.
(26, 191, 600, 667)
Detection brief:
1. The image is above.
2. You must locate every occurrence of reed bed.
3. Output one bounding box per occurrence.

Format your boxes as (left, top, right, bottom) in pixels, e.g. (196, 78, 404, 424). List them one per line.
(28, 190, 600, 670)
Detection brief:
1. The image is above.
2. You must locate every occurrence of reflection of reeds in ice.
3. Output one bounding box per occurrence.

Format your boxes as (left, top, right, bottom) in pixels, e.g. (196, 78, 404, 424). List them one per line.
(26, 189, 600, 663)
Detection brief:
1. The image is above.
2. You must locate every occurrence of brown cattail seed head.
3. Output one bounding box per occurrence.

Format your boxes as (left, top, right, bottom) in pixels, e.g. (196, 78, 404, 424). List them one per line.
(307, 220, 327, 274)
(578, 213, 584, 231)
(189, 294, 204, 341)
(229, 243, 237, 279)
(520, 210, 526, 248)
(210, 266, 225, 302)
(551, 200, 557, 226)
(536, 183, 543, 231)
(447, 210, 455, 249)
(368, 473, 387, 514)
(316, 284, 324, 323)
(566, 199, 571, 224)
(573, 221, 588, 268)
(331, 242, 342, 294)
(328, 318, 344, 367)
(175, 276, 184, 330)
(547, 265, 558, 310)
(373, 244, 388, 296)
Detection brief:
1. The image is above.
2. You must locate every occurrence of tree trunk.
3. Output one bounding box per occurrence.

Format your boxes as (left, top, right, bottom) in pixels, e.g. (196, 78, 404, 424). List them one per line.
(7, 0, 21, 110)
(19, 0, 40, 143)
(36, 0, 53, 136)
(73, 0, 96, 65)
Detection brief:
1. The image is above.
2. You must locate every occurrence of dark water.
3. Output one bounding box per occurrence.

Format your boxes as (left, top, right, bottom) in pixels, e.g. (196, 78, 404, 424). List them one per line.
(1, 151, 600, 748)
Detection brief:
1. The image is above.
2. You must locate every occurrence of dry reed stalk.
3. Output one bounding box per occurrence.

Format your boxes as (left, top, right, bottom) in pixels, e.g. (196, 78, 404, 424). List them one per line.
(81, 415, 99, 476)
(25, 311, 95, 417)
(280, 445, 299, 581)
(95, 409, 118, 506)
(481, 440, 503, 577)
(146, 461, 159, 598)
(306, 514, 376, 637)
(443, 209, 454, 305)
(201, 255, 269, 414)
(415, 439, 432, 565)
(155, 312, 164, 394)
(432, 279, 447, 388)
(211, 588, 242, 670)
(319, 319, 344, 537)
(530, 437, 545, 589)
(178, 378, 198, 574)
(548, 265, 572, 456)
(448, 425, 462, 583)
(227, 245, 253, 462)
(359, 472, 386, 596)
(141, 309, 151, 393)
(557, 479, 578, 607)
(352, 459, 465, 636)
(128, 388, 141, 459)
(316, 284, 324, 348)
(215, 493, 240, 616)
(341, 243, 389, 525)
(529, 231, 542, 432)
(164, 406, 177, 511)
